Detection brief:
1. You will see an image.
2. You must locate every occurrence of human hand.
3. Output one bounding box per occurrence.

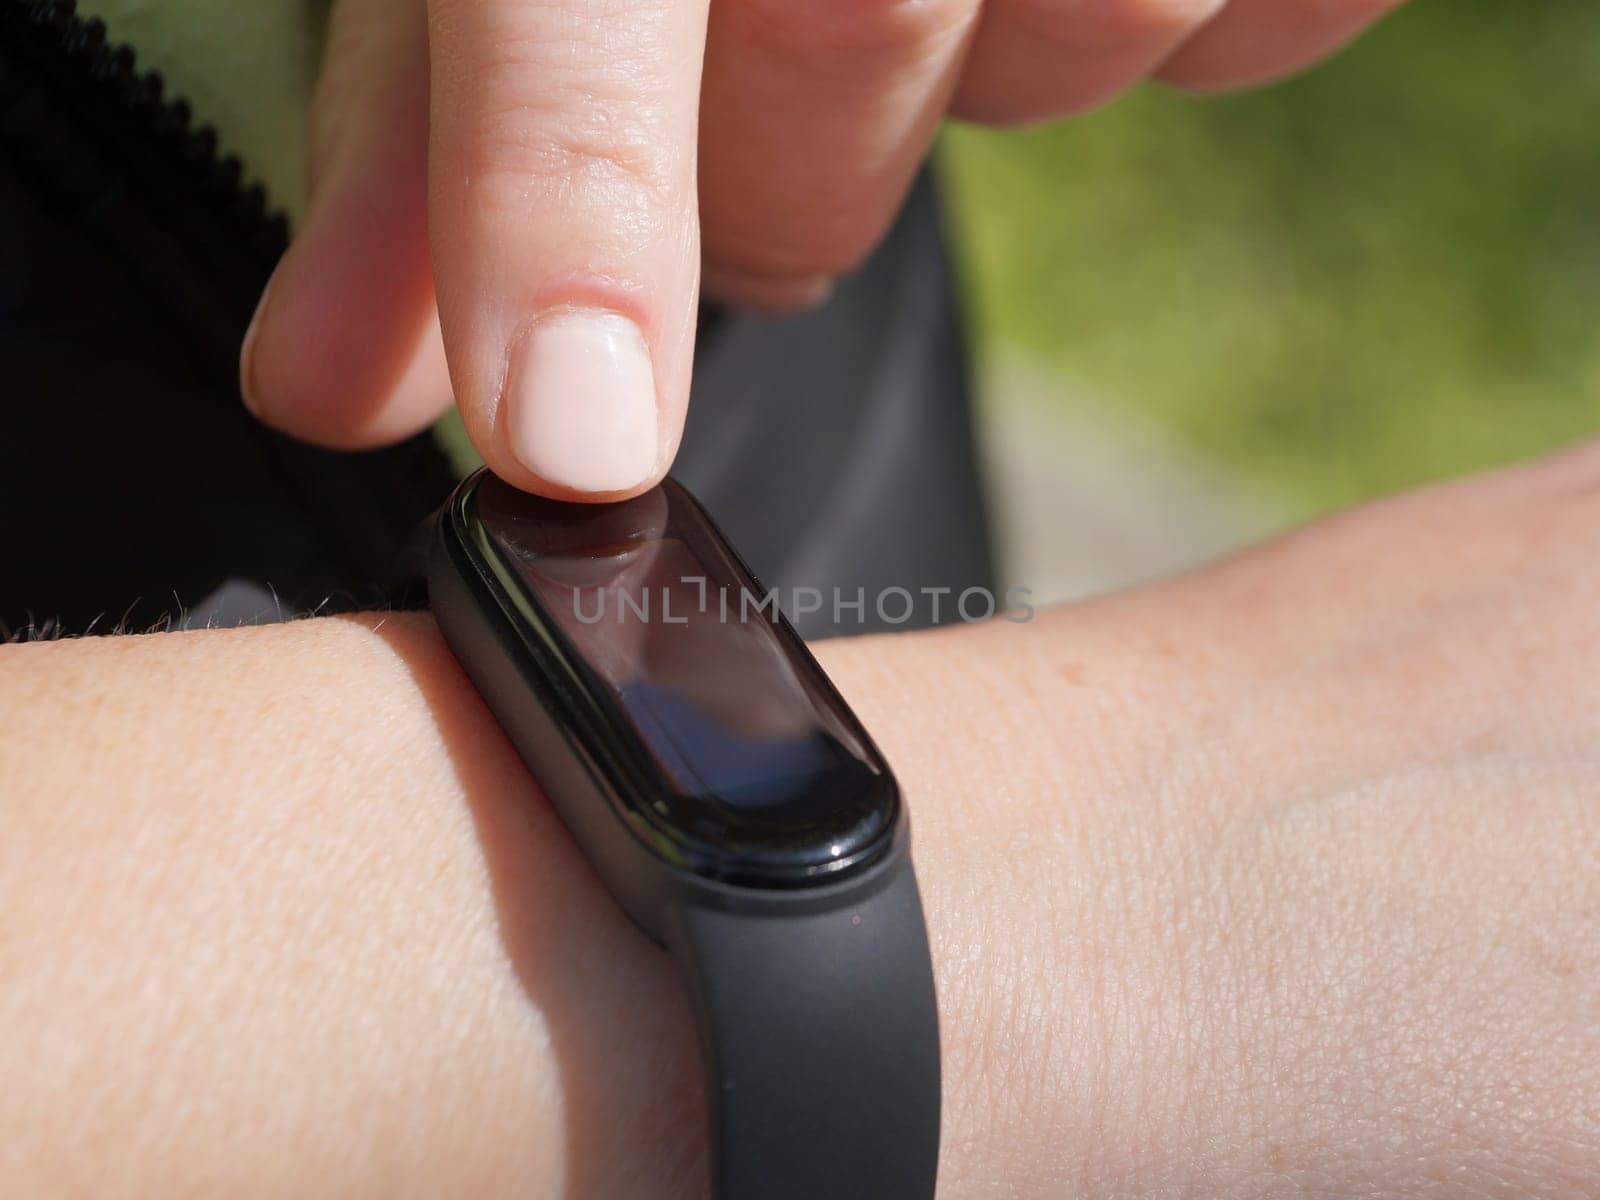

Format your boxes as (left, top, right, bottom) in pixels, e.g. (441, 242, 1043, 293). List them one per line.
(5, 442, 1596, 1194)
(238, 0, 1408, 499)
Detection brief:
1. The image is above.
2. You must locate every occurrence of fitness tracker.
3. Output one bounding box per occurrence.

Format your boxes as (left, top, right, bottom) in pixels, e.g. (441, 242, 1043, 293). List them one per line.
(427, 468, 941, 1199)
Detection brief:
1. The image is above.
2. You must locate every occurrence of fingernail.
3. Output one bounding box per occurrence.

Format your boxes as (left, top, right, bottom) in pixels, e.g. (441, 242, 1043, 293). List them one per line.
(505, 310, 659, 494)
(240, 268, 277, 418)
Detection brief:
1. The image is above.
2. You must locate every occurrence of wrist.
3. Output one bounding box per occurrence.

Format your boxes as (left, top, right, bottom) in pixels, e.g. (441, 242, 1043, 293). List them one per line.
(810, 618, 1130, 1195)
(1, 614, 704, 1196)
(0, 606, 1208, 1198)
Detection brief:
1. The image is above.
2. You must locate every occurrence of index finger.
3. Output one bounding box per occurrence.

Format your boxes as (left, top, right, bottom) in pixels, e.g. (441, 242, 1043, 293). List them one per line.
(427, 0, 709, 498)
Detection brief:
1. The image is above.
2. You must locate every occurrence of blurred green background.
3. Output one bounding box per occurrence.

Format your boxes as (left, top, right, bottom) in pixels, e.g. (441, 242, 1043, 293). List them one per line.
(940, 0, 1600, 521)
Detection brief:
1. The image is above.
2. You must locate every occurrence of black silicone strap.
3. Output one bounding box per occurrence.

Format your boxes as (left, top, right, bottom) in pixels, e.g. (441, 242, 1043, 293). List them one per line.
(669, 858, 941, 1200)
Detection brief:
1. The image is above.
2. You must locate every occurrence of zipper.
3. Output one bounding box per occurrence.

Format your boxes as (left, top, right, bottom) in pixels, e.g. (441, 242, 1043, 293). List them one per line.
(0, 0, 456, 602)
(0, 0, 288, 265)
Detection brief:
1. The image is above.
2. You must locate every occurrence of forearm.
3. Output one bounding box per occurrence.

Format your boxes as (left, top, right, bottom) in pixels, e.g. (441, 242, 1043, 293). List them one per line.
(0, 613, 1067, 1197)
(4, 608, 1112, 1197)
(3, 545, 1597, 1198)
(0, 614, 706, 1196)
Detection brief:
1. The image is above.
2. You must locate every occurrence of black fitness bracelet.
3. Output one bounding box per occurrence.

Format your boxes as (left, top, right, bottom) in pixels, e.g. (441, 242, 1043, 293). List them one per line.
(426, 468, 941, 1199)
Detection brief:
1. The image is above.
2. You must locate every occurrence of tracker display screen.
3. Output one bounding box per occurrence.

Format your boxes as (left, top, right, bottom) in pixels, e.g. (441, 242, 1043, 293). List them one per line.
(465, 473, 897, 881)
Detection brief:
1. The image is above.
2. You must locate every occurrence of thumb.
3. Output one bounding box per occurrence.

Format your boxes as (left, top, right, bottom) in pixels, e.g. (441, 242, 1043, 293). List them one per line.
(425, 0, 709, 499)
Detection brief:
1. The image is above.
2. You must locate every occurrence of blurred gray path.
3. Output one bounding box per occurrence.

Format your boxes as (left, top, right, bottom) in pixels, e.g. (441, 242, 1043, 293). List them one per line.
(977, 354, 1288, 607)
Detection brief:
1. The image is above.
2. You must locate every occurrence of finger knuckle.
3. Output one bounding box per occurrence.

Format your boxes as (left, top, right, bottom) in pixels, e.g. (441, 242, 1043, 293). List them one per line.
(479, 106, 675, 209)
(1002, 0, 1225, 52)
(709, 216, 875, 286)
(735, 0, 979, 78)
(1330, 0, 1408, 18)
(458, 85, 683, 230)
(433, 13, 687, 220)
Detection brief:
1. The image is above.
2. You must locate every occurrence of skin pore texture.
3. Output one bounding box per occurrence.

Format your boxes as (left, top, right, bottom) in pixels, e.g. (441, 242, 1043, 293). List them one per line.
(3, 443, 1599, 1197)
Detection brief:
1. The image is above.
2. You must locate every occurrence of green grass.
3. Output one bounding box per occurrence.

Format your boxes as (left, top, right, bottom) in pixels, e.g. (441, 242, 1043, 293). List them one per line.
(940, 0, 1600, 518)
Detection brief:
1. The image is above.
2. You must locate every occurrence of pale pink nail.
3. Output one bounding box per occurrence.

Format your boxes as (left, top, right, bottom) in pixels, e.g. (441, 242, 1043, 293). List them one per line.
(504, 310, 659, 494)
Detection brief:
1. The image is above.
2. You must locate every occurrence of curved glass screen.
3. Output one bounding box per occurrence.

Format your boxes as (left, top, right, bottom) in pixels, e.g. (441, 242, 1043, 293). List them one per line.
(461, 472, 898, 884)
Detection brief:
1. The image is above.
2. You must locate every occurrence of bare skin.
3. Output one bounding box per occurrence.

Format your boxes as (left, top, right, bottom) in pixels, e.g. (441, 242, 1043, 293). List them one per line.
(4, 442, 1598, 1197)
(240, 0, 1413, 497)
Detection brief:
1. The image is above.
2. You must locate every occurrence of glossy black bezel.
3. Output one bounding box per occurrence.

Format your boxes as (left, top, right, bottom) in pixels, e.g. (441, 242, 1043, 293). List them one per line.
(437, 470, 901, 890)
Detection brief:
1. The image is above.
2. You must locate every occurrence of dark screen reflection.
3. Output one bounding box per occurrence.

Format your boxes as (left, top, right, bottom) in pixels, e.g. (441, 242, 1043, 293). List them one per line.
(470, 475, 895, 871)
